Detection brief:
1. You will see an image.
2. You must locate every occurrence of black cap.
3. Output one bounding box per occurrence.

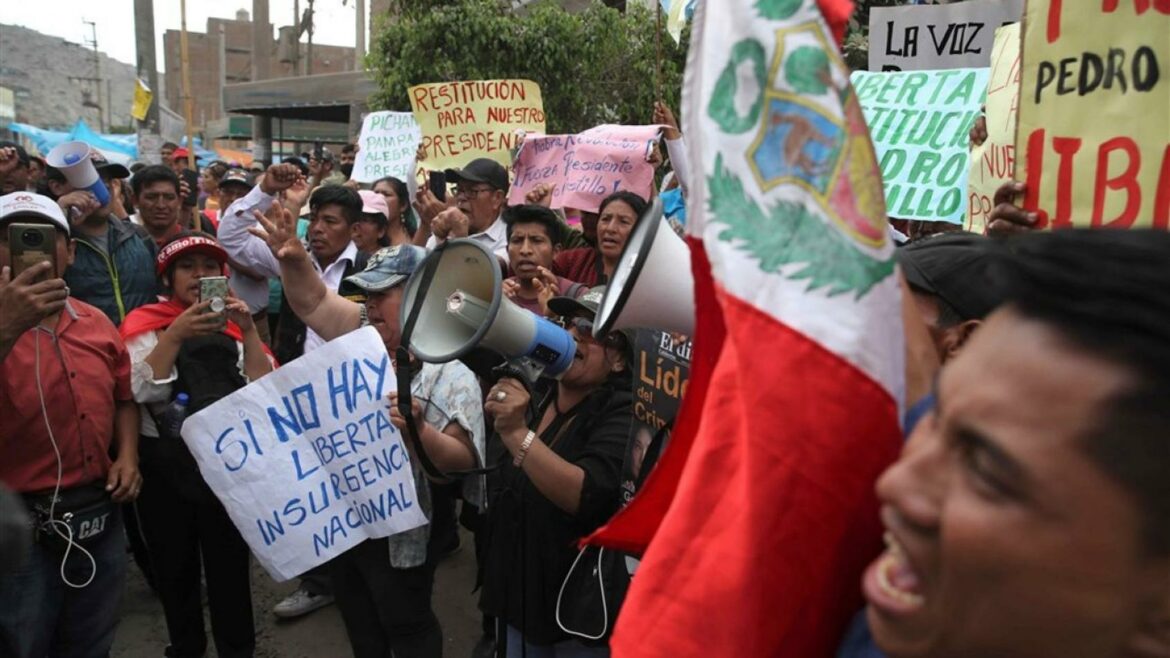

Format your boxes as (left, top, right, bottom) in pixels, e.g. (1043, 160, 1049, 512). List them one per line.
(91, 153, 130, 180)
(898, 232, 1002, 321)
(445, 157, 508, 192)
(219, 167, 253, 189)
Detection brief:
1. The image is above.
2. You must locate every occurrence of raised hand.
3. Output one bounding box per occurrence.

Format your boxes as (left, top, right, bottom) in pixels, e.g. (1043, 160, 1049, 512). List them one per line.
(986, 181, 1039, 236)
(653, 101, 682, 140)
(525, 183, 554, 208)
(261, 163, 301, 195)
(431, 207, 470, 242)
(0, 263, 68, 343)
(248, 206, 309, 262)
(163, 299, 221, 342)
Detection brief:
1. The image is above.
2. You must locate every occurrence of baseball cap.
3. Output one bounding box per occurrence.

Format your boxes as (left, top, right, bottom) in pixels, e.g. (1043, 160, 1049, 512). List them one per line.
(91, 153, 130, 180)
(897, 232, 1002, 321)
(445, 158, 508, 192)
(548, 286, 606, 319)
(219, 168, 253, 189)
(156, 234, 228, 276)
(343, 244, 426, 293)
(0, 192, 70, 236)
(358, 190, 389, 221)
(172, 147, 190, 160)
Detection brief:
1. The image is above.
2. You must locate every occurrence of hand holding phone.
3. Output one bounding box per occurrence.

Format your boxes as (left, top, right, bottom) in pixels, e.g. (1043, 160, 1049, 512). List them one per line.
(7, 223, 58, 283)
(199, 276, 229, 332)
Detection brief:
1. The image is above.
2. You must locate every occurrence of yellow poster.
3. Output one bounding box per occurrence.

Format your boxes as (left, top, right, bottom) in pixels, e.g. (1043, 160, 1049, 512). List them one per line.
(967, 23, 1020, 235)
(408, 79, 546, 170)
(131, 78, 153, 122)
(1015, 1, 1170, 229)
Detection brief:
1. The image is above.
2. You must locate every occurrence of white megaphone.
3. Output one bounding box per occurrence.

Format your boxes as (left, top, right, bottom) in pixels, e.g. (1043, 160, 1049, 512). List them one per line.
(400, 238, 577, 383)
(46, 141, 110, 207)
(594, 197, 695, 338)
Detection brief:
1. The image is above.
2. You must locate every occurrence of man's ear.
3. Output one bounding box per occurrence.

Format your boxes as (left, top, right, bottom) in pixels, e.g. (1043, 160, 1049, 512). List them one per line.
(940, 319, 982, 361)
(47, 179, 68, 198)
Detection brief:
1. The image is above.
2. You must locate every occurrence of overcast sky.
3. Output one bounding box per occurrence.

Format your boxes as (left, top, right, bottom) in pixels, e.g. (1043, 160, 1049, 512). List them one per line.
(2, 0, 365, 72)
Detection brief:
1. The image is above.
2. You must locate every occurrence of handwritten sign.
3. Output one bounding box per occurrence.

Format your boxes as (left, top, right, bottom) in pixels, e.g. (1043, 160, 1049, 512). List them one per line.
(181, 327, 427, 581)
(621, 329, 691, 506)
(409, 79, 546, 170)
(1016, 1, 1170, 229)
(852, 68, 989, 224)
(351, 111, 422, 184)
(869, 0, 1023, 71)
(508, 125, 661, 213)
(967, 23, 1020, 235)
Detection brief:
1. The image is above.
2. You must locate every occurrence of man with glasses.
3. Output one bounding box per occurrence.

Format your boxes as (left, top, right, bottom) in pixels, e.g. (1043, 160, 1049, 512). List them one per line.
(427, 158, 510, 262)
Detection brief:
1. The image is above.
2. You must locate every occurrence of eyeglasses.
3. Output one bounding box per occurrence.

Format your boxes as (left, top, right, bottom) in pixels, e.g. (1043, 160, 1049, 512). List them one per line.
(556, 316, 596, 341)
(453, 185, 494, 198)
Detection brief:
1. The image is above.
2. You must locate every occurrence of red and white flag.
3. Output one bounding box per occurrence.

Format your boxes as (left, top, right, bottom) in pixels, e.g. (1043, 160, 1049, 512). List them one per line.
(589, 0, 904, 655)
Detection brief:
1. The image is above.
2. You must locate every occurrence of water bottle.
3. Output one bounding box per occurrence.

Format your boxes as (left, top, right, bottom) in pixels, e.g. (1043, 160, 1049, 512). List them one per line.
(159, 393, 190, 439)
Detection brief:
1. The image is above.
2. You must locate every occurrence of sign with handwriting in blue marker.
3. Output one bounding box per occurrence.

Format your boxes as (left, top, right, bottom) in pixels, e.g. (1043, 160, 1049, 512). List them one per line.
(181, 327, 427, 581)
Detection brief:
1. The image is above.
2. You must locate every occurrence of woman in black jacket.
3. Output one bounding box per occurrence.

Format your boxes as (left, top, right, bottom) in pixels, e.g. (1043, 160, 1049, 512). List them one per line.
(481, 286, 633, 657)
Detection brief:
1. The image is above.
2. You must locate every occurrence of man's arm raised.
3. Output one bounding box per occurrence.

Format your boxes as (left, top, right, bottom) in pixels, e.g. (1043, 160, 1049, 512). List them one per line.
(250, 205, 362, 342)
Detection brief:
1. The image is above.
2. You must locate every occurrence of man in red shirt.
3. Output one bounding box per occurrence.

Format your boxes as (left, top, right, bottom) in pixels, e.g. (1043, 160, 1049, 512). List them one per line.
(0, 191, 141, 658)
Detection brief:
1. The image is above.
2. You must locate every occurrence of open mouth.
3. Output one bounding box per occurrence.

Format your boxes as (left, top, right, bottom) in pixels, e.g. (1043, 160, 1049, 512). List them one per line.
(865, 530, 925, 614)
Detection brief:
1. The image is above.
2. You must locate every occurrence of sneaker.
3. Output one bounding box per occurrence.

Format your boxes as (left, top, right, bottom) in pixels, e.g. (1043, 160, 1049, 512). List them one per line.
(272, 587, 334, 618)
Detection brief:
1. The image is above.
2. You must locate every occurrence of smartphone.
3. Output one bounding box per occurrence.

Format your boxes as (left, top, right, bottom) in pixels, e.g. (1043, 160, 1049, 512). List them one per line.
(199, 276, 229, 331)
(7, 223, 57, 283)
(428, 171, 447, 202)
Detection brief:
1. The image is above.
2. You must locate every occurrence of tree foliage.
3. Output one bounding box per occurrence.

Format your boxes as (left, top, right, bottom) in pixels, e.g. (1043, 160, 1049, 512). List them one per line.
(367, 0, 689, 134)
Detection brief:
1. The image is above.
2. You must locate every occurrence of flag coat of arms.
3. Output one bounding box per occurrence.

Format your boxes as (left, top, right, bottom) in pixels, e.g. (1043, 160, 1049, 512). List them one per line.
(589, 0, 905, 655)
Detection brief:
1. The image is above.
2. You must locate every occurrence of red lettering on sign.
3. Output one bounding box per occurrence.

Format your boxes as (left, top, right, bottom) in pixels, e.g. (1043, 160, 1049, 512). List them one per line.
(1154, 145, 1170, 228)
(1091, 137, 1142, 228)
(1051, 136, 1083, 229)
(1103, 0, 1170, 14)
(411, 87, 432, 112)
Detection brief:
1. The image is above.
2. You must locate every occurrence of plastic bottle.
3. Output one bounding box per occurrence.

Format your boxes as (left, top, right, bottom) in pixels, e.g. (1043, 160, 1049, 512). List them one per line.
(159, 393, 190, 438)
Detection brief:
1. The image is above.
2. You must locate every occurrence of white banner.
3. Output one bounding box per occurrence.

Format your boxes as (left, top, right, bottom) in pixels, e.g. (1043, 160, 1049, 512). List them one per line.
(181, 327, 427, 581)
(868, 0, 1023, 72)
(351, 111, 423, 184)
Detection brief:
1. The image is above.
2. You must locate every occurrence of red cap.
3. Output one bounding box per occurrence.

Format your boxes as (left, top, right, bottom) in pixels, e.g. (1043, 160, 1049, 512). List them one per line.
(172, 147, 190, 159)
(156, 235, 228, 275)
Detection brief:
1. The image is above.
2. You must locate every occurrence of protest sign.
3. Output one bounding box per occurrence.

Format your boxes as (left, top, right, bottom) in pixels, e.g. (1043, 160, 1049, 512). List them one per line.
(408, 79, 546, 170)
(852, 68, 989, 224)
(967, 23, 1020, 234)
(869, 0, 1023, 71)
(508, 124, 661, 213)
(620, 329, 691, 507)
(350, 111, 422, 184)
(180, 327, 427, 581)
(1016, 1, 1170, 229)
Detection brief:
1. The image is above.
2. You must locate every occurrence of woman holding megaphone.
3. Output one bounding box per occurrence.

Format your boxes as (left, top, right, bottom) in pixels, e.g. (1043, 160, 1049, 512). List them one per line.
(480, 286, 634, 657)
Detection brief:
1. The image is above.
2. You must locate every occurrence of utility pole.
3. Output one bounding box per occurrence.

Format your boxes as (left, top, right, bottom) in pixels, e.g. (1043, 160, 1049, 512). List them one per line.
(355, 0, 365, 70)
(294, 0, 302, 75)
(252, 0, 273, 166)
(81, 20, 104, 132)
(306, 0, 315, 75)
(133, 0, 162, 162)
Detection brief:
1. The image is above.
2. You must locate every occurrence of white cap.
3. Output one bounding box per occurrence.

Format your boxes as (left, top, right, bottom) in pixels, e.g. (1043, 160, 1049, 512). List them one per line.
(0, 192, 70, 236)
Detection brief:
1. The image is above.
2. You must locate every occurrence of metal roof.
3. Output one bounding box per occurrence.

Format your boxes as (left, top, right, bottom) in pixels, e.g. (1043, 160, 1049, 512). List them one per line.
(221, 71, 378, 122)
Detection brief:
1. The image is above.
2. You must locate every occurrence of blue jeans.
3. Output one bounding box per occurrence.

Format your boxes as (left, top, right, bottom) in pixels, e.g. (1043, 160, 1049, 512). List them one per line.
(0, 507, 128, 658)
(505, 626, 610, 658)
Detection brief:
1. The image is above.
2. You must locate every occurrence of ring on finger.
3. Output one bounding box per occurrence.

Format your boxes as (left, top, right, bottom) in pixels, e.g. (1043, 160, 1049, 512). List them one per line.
(494, 390, 507, 402)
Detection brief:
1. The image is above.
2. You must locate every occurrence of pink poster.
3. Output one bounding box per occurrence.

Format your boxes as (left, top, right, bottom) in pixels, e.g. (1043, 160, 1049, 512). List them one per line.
(509, 125, 662, 212)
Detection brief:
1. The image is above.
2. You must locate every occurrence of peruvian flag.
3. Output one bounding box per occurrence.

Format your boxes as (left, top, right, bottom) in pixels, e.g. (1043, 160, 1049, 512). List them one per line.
(587, 0, 904, 656)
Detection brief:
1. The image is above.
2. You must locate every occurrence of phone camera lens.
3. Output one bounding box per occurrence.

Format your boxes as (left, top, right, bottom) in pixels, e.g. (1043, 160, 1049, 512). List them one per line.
(21, 230, 44, 247)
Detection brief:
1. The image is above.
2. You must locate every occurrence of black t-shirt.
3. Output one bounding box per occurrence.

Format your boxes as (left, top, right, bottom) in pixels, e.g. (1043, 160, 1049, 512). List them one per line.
(479, 378, 632, 645)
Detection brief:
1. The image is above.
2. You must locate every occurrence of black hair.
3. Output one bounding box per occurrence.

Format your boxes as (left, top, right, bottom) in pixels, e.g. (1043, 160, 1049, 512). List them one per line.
(598, 191, 649, 223)
(373, 176, 408, 209)
(131, 165, 181, 197)
(282, 156, 310, 177)
(204, 161, 229, 181)
(995, 229, 1170, 555)
(309, 185, 362, 224)
(341, 143, 357, 155)
(502, 204, 562, 245)
(161, 142, 180, 151)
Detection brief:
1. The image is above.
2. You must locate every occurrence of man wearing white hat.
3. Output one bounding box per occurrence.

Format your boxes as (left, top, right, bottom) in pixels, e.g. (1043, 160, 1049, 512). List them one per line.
(0, 192, 142, 658)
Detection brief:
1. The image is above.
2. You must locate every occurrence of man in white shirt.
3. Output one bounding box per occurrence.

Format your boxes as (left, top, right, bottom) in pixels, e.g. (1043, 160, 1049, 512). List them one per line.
(218, 164, 363, 360)
(426, 158, 510, 263)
